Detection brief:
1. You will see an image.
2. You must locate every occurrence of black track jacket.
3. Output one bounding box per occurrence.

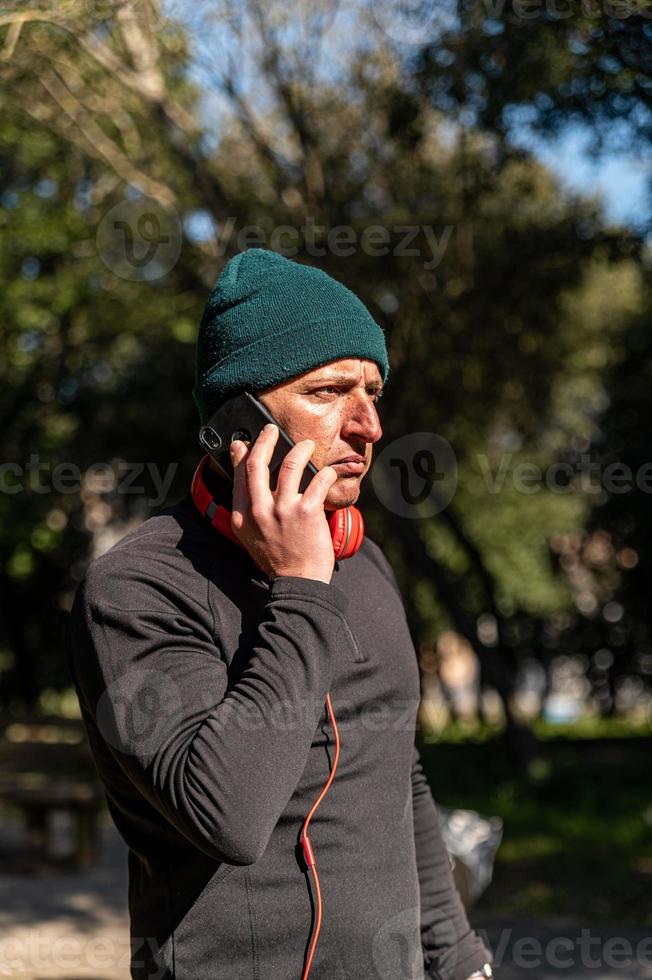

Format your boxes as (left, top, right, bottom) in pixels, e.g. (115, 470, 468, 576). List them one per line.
(66, 483, 492, 980)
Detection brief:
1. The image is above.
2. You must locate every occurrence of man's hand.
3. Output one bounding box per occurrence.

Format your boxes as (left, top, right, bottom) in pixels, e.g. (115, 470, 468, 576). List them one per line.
(229, 423, 339, 584)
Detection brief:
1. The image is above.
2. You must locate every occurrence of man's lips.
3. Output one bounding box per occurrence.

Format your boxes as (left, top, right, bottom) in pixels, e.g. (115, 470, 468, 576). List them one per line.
(331, 455, 366, 474)
(333, 454, 366, 464)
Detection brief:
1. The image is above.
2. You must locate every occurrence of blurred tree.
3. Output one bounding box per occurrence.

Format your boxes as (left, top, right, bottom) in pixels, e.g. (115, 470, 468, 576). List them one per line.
(414, 0, 652, 721)
(0, 2, 647, 758)
(414, 1, 652, 159)
(577, 286, 652, 718)
(0, 104, 209, 703)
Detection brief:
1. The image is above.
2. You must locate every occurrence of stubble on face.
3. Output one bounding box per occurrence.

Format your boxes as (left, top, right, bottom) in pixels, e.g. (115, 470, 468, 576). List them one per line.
(255, 358, 384, 510)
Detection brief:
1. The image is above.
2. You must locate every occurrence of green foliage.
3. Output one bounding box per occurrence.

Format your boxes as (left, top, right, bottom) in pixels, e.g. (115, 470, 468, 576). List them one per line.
(415, 4, 652, 159)
(420, 733, 652, 925)
(0, 1, 649, 718)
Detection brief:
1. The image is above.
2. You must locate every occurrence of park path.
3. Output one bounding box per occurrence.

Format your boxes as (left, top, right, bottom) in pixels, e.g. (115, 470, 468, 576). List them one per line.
(0, 814, 129, 979)
(0, 812, 650, 979)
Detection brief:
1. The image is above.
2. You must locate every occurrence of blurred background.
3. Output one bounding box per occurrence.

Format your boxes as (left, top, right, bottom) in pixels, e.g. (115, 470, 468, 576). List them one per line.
(1, 1, 651, 977)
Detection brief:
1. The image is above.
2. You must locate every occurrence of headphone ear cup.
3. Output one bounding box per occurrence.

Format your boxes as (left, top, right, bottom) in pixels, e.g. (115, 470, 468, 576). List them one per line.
(344, 506, 364, 558)
(327, 506, 364, 560)
(326, 508, 347, 559)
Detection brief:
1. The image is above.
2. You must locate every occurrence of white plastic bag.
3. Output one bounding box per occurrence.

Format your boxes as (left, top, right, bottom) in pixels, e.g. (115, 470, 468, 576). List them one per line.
(437, 806, 503, 907)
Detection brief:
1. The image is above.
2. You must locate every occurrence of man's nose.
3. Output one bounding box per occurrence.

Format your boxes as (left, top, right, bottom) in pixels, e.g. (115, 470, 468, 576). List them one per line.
(340, 393, 383, 444)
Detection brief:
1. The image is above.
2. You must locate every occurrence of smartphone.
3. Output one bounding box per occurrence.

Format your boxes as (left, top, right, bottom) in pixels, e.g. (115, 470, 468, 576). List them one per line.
(198, 391, 319, 493)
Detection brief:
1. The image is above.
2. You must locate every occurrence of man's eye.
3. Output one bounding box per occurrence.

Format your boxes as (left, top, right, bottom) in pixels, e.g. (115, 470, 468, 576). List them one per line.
(312, 387, 383, 401)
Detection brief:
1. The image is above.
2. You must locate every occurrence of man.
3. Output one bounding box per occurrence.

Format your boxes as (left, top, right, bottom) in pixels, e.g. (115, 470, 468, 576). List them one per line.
(66, 248, 493, 979)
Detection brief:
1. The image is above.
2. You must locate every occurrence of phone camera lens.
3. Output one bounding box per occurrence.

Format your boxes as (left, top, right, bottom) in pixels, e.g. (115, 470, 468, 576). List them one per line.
(200, 427, 222, 451)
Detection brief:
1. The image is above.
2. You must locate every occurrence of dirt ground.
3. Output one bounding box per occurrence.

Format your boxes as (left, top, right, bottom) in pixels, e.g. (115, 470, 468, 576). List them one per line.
(0, 812, 130, 979)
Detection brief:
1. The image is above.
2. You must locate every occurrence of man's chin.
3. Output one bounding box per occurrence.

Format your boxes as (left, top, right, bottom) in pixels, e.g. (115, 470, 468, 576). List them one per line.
(324, 477, 362, 511)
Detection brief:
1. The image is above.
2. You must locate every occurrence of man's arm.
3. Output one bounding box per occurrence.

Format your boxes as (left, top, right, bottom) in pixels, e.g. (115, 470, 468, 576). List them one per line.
(412, 743, 493, 980)
(66, 552, 350, 866)
(341, 536, 493, 977)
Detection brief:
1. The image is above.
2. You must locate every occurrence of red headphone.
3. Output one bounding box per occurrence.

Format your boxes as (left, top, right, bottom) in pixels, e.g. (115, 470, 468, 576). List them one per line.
(191, 453, 365, 561)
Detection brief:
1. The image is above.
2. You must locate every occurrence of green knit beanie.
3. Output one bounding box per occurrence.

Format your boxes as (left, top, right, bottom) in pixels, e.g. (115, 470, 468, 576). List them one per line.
(192, 248, 390, 424)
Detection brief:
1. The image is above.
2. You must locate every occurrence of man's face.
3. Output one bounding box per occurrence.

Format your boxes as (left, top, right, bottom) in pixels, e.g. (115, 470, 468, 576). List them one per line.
(256, 357, 384, 510)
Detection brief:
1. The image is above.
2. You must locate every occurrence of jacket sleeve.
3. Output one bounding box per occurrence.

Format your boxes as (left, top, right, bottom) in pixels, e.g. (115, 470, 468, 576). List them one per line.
(66, 555, 350, 867)
(360, 539, 493, 978)
(412, 743, 493, 980)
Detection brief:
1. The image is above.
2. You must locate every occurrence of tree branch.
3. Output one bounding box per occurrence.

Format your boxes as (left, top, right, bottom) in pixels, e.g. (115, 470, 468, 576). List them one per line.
(36, 65, 177, 205)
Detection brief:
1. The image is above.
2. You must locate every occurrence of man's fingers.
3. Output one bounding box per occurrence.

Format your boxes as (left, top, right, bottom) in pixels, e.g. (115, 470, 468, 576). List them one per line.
(301, 463, 340, 508)
(274, 438, 316, 498)
(229, 426, 338, 536)
(230, 440, 248, 463)
(244, 424, 277, 512)
(231, 424, 277, 523)
(230, 439, 250, 529)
